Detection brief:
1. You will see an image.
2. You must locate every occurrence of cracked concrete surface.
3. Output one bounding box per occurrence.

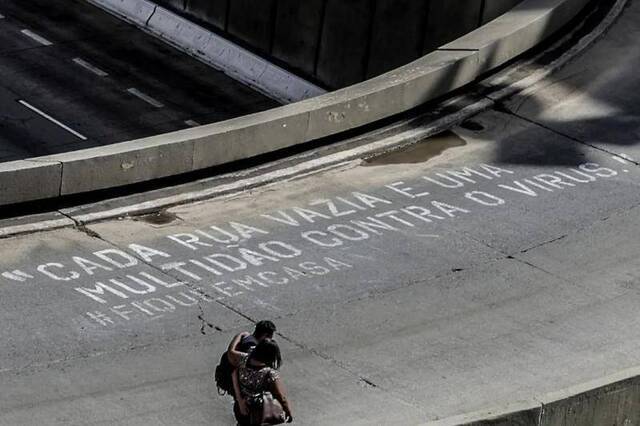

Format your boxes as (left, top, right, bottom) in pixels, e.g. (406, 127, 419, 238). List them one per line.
(1, 1, 640, 425)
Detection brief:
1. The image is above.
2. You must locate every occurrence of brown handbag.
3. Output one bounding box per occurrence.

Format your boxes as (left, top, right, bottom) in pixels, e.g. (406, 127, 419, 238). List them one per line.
(248, 391, 286, 425)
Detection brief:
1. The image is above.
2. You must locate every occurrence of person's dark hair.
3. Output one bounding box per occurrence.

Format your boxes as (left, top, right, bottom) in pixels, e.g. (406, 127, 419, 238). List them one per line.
(249, 339, 282, 369)
(254, 320, 276, 339)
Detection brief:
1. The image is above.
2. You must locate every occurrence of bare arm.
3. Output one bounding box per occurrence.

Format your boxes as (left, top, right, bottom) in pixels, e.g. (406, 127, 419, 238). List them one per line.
(272, 377, 293, 421)
(232, 369, 248, 416)
(227, 332, 250, 367)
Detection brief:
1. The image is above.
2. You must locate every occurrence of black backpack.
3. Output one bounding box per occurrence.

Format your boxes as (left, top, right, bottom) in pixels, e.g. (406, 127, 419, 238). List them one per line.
(215, 335, 258, 395)
(215, 352, 235, 394)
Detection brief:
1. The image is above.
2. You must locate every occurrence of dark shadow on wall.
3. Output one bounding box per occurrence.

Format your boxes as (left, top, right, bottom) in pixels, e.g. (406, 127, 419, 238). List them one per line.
(153, 0, 525, 89)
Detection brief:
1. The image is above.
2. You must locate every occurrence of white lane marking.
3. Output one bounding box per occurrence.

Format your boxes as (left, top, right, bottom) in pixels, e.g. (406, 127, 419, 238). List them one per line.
(20, 29, 53, 46)
(0, 14, 5, 19)
(18, 100, 88, 140)
(126, 88, 164, 108)
(72, 57, 108, 77)
(612, 154, 636, 164)
(2, 270, 34, 282)
(184, 119, 200, 127)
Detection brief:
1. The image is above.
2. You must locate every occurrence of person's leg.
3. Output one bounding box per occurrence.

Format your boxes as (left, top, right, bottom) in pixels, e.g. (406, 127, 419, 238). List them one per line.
(233, 400, 251, 425)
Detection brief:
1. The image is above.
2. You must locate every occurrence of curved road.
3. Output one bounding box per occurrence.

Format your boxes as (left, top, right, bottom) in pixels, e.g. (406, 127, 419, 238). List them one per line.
(0, 0, 276, 161)
(0, 1, 640, 425)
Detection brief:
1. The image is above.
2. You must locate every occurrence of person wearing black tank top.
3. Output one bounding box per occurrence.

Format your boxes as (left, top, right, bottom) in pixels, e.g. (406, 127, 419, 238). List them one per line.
(227, 320, 277, 368)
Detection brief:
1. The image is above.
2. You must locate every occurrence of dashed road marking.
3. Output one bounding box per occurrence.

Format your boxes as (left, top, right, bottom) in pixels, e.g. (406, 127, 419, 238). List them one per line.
(20, 29, 53, 46)
(0, 14, 5, 19)
(126, 88, 164, 108)
(613, 154, 636, 164)
(184, 119, 200, 127)
(72, 57, 109, 77)
(2, 270, 34, 282)
(18, 100, 88, 140)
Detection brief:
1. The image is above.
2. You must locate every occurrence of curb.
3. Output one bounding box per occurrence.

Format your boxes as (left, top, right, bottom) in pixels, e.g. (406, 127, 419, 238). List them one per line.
(85, 0, 326, 104)
(425, 366, 640, 425)
(0, 0, 626, 238)
(0, 0, 594, 207)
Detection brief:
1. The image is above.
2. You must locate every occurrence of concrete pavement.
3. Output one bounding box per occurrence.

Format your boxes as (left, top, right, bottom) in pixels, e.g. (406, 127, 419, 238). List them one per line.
(1, 1, 640, 425)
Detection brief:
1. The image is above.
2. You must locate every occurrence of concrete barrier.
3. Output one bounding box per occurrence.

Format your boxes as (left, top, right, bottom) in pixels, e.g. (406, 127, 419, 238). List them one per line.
(271, 0, 325, 77)
(366, 0, 427, 78)
(423, 1, 484, 54)
(226, 0, 276, 54)
(155, 0, 526, 89)
(426, 367, 640, 426)
(0, 160, 61, 205)
(88, 0, 156, 26)
(0, 0, 592, 206)
(483, 0, 525, 24)
(85, 0, 325, 104)
(444, 0, 591, 71)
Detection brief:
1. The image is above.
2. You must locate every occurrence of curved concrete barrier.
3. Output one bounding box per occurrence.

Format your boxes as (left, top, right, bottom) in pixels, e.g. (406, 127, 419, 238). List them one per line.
(0, 0, 591, 205)
(426, 366, 640, 425)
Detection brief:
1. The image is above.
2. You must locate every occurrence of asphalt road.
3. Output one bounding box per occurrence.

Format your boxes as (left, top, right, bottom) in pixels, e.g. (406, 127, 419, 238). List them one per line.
(0, 0, 277, 162)
(0, 1, 640, 425)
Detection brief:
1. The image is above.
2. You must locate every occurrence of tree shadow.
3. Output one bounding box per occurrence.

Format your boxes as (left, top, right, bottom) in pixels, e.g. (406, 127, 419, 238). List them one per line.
(487, 0, 640, 166)
(406, 0, 638, 168)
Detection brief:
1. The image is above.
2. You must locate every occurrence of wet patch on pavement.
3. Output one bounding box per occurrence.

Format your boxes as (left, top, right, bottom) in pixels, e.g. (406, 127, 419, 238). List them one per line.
(132, 210, 180, 226)
(361, 131, 467, 167)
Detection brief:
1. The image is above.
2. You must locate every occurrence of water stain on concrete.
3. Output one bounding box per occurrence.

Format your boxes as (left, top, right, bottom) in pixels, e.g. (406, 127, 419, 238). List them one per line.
(134, 211, 179, 226)
(362, 130, 466, 167)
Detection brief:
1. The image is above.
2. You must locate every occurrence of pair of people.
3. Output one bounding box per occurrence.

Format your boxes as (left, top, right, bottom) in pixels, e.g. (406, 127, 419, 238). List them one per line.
(226, 321, 293, 425)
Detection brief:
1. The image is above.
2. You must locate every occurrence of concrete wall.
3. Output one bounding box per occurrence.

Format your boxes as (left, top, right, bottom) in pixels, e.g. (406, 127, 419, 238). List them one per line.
(431, 372, 640, 426)
(154, 0, 524, 89)
(423, 1, 483, 54)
